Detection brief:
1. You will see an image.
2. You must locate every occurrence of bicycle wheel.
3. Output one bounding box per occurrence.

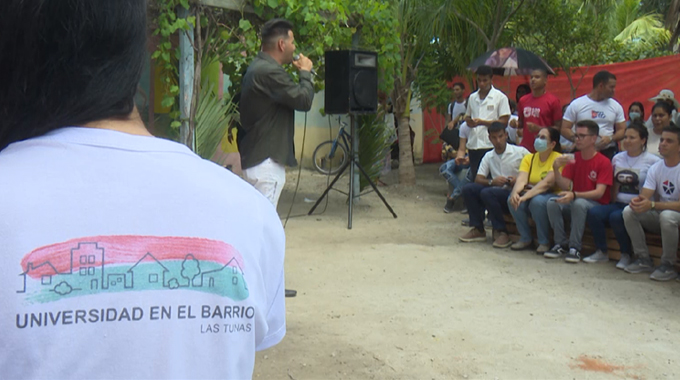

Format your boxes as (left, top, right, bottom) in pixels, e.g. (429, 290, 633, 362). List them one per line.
(312, 141, 348, 175)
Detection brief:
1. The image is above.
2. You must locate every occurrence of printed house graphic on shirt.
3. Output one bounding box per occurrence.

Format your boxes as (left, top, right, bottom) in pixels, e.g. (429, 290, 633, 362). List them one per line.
(16, 236, 249, 304)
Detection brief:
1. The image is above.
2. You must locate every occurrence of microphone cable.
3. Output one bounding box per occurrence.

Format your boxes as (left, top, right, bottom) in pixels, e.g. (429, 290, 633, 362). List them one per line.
(282, 113, 335, 228)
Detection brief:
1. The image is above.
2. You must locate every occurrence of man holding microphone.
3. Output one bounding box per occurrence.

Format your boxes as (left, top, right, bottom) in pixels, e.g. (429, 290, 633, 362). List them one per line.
(240, 19, 315, 297)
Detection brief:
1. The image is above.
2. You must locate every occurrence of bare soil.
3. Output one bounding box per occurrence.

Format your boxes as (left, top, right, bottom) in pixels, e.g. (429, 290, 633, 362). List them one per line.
(254, 164, 680, 380)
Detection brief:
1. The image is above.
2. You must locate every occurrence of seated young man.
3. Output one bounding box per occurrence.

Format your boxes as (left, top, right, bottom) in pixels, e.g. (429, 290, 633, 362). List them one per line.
(545, 120, 613, 263)
(622, 126, 680, 281)
(440, 140, 470, 213)
(459, 122, 530, 247)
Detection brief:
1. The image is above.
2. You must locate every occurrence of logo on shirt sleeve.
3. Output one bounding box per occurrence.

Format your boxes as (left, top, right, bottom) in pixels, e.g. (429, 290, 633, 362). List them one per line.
(16, 236, 249, 304)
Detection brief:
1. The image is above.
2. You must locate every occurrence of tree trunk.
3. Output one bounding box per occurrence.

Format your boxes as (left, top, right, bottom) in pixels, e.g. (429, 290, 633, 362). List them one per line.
(392, 76, 416, 185)
(397, 114, 416, 184)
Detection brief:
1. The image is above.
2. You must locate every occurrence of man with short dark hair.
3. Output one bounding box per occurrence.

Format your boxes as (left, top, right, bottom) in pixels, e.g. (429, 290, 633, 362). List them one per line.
(516, 69, 562, 153)
(456, 65, 511, 180)
(240, 18, 315, 208)
(561, 70, 626, 159)
(459, 122, 529, 247)
(446, 82, 467, 129)
(623, 126, 680, 281)
(546, 120, 613, 263)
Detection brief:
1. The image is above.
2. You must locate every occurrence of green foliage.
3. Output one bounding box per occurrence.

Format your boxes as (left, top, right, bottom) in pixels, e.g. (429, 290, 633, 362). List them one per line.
(194, 83, 237, 160)
(218, 0, 399, 97)
(150, 0, 196, 129)
(357, 113, 391, 191)
(512, 0, 673, 95)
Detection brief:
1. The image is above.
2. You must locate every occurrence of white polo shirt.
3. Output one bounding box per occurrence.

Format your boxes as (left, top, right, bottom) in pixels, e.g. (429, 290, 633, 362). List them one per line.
(477, 143, 530, 179)
(465, 86, 511, 150)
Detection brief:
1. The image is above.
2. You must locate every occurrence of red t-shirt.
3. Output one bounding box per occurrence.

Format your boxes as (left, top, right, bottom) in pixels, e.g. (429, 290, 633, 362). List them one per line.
(562, 152, 613, 205)
(518, 92, 562, 152)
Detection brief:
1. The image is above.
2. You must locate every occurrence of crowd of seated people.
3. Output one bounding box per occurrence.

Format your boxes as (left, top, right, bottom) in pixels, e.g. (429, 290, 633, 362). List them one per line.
(440, 65, 680, 282)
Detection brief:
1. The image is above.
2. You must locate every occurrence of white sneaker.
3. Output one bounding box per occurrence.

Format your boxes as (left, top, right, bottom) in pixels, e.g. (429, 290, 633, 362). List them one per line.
(583, 250, 609, 264)
(616, 254, 631, 270)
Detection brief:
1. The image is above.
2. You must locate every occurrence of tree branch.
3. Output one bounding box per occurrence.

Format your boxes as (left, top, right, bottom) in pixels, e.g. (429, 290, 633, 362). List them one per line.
(450, 6, 491, 48)
(492, 0, 526, 47)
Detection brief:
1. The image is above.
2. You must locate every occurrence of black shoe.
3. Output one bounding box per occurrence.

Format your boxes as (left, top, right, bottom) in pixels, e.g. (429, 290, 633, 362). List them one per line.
(564, 248, 581, 263)
(285, 289, 297, 297)
(443, 198, 455, 213)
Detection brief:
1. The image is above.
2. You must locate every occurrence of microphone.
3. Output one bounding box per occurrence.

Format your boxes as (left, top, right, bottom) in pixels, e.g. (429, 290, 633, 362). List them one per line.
(293, 54, 317, 76)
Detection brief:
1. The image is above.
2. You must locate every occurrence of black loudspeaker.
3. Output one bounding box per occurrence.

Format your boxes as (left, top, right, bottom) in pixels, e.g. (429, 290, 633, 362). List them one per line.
(324, 50, 378, 114)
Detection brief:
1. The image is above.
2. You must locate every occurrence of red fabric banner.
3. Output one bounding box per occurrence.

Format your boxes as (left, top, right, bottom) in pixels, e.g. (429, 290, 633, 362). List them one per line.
(422, 54, 680, 163)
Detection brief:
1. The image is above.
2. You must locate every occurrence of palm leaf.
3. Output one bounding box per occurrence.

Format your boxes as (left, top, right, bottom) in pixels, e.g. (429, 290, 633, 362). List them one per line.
(194, 83, 237, 160)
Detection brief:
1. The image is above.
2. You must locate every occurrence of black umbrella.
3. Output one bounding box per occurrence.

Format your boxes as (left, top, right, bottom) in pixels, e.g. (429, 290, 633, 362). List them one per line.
(468, 47, 555, 76)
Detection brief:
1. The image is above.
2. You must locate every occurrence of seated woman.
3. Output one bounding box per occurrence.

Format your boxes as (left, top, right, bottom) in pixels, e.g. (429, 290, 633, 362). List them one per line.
(626, 101, 644, 126)
(647, 101, 677, 157)
(507, 127, 562, 253)
(583, 122, 661, 266)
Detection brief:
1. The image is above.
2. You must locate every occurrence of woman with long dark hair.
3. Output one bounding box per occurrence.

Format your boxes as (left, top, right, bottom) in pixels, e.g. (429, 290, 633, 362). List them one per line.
(647, 101, 677, 157)
(0, 1, 285, 378)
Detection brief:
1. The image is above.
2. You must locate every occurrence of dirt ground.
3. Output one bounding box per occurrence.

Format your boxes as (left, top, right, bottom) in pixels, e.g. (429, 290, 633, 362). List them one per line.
(253, 163, 680, 380)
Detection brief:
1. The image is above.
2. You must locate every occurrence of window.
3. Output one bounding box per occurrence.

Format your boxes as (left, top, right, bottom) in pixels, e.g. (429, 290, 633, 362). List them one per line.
(80, 268, 87, 276)
(80, 256, 87, 265)
(149, 273, 158, 283)
(88, 267, 95, 275)
(88, 255, 95, 264)
(41, 275, 52, 285)
(232, 277, 238, 286)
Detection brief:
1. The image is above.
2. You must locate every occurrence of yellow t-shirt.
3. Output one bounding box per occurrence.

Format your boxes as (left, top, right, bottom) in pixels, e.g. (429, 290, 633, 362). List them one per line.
(519, 151, 562, 191)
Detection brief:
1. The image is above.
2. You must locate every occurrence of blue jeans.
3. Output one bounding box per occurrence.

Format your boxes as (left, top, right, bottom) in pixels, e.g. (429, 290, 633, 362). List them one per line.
(463, 183, 511, 231)
(586, 202, 631, 254)
(439, 160, 470, 199)
(507, 193, 557, 245)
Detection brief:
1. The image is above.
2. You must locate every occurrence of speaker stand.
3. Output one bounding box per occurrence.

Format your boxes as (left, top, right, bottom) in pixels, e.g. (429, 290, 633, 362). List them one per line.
(308, 115, 397, 229)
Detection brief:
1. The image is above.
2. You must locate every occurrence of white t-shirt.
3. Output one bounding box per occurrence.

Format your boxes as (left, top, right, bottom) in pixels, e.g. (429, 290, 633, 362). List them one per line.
(477, 143, 530, 180)
(507, 114, 519, 144)
(465, 86, 511, 150)
(0, 127, 286, 380)
(448, 101, 467, 120)
(646, 127, 663, 158)
(612, 151, 661, 204)
(643, 159, 680, 203)
(563, 95, 625, 148)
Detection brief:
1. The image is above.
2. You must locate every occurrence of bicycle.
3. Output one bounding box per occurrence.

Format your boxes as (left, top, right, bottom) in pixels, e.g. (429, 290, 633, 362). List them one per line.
(312, 117, 352, 175)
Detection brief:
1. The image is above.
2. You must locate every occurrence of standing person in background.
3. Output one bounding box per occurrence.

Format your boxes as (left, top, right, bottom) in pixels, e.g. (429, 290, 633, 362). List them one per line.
(584, 122, 660, 266)
(647, 101, 677, 157)
(561, 71, 626, 160)
(446, 82, 467, 128)
(546, 120, 613, 263)
(517, 69, 562, 153)
(516, 84, 531, 103)
(0, 2, 286, 378)
(623, 126, 680, 281)
(456, 65, 511, 180)
(508, 127, 563, 253)
(240, 18, 315, 299)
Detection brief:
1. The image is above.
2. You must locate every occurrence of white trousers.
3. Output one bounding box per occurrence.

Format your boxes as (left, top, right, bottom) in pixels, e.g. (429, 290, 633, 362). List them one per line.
(242, 158, 286, 208)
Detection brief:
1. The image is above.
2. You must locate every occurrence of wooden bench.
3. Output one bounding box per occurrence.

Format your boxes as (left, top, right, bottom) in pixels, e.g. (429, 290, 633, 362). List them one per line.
(503, 214, 680, 267)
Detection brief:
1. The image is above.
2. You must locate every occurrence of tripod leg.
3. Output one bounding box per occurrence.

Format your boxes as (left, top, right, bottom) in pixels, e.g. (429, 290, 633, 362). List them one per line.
(307, 161, 351, 215)
(354, 161, 398, 219)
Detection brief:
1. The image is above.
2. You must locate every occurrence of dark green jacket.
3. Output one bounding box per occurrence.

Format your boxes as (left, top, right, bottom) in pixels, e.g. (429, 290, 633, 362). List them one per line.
(239, 52, 315, 169)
